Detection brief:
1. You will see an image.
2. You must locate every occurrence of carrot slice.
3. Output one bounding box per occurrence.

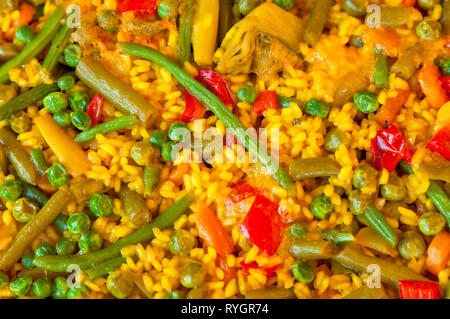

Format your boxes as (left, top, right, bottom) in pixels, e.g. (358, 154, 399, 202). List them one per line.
(4, 3, 36, 41)
(426, 231, 450, 276)
(417, 65, 449, 109)
(375, 89, 410, 125)
(195, 202, 234, 255)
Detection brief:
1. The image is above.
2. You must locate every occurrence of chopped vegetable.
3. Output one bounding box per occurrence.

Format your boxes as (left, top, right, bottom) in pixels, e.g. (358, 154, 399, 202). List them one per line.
(192, 0, 219, 66)
(426, 231, 450, 276)
(177, 0, 195, 64)
(289, 157, 341, 180)
(302, 0, 333, 46)
(252, 91, 279, 114)
(375, 89, 410, 125)
(116, 0, 157, 17)
(398, 280, 441, 299)
(417, 65, 449, 109)
(426, 124, 450, 160)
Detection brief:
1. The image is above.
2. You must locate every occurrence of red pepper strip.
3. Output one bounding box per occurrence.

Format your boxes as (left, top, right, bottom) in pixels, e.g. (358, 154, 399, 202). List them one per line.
(371, 124, 414, 172)
(86, 93, 105, 126)
(440, 76, 450, 96)
(398, 280, 441, 299)
(239, 195, 283, 256)
(196, 69, 234, 106)
(175, 89, 207, 123)
(426, 124, 450, 160)
(116, 0, 157, 17)
(240, 260, 280, 278)
(228, 181, 263, 203)
(252, 91, 279, 114)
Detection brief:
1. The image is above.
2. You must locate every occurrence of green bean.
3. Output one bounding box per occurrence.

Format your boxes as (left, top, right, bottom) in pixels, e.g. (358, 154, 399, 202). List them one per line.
(343, 285, 388, 299)
(75, 56, 157, 125)
(0, 189, 70, 271)
(0, 83, 59, 121)
(0, 127, 37, 185)
(277, 96, 303, 108)
(85, 256, 126, 280)
(289, 238, 338, 260)
(12, 174, 49, 207)
(363, 205, 398, 247)
(33, 194, 194, 272)
(29, 148, 48, 175)
(143, 165, 160, 195)
(69, 178, 106, 204)
(288, 157, 341, 181)
(178, 0, 195, 64)
(74, 115, 139, 144)
(322, 229, 355, 244)
(218, 0, 234, 42)
(120, 42, 295, 194)
(119, 183, 151, 227)
(302, 0, 333, 46)
(0, 7, 64, 84)
(441, 0, 450, 35)
(42, 10, 75, 74)
(0, 43, 19, 62)
(244, 287, 296, 299)
(374, 49, 389, 89)
(379, 6, 417, 28)
(333, 246, 429, 287)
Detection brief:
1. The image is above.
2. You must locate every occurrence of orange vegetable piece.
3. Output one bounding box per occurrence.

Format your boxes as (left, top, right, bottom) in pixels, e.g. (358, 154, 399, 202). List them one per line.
(417, 65, 449, 109)
(4, 3, 36, 41)
(366, 27, 400, 57)
(169, 163, 190, 186)
(375, 89, 410, 125)
(426, 231, 450, 276)
(195, 203, 234, 255)
(402, 0, 416, 6)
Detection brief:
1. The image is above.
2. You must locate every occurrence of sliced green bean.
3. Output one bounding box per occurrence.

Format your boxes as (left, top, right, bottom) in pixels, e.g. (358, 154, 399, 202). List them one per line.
(85, 256, 125, 280)
(289, 157, 341, 181)
(289, 238, 338, 260)
(29, 148, 48, 175)
(119, 183, 151, 227)
(302, 0, 333, 46)
(379, 6, 417, 28)
(0, 7, 64, 84)
(374, 49, 389, 89)
(363, 205, 398, 247)
(178, 0, 195, 64)
(74, 115, 139, 144)
(33, 194, 194, 272)
(120, 42, 295, 194)
(277, 96, 303, 108)
(143, 165, 160, 195)
(322, 229, 355, 244)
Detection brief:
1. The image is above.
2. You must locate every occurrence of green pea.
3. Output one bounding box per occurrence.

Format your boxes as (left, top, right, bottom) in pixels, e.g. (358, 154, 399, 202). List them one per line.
(165, 291, 182, 299)
(343, 0, 367, 17)
(324, 128, 351, 153)
(0, 180, 22, 201)
(130, 141, 153, 166)
(106, 271, 133, 299)
(64, 44, 82, 68)
(52, 277, 68, 299)
(168, 229, 196, 256)
(69, 91, 90, 112)
(89, 193, 113, 218)
(12, 198, 39, 223)
(352, 165, 378, 190)
(47, 162, 69, 186)
(273, 0, 295, 10)
(56, 237, 77, 256)
(10, 275, 32, 297)
(305, 98, 330, 118)
(310, 194, 333, 219)
(291, 261, 315, 283)
(168, 121, 190, 142)
(158, 0, 178, 20)
(418, 0, 440, 10)
(398, 231, 426, 260)
(34, 242, 56, 257)
(9, 111, 32, 134)
(288, 222, 307, 238)
(186, 285, 208, 299)
(237, 85, 258, 103)
(349, 35, 364, 48)
(348, 190, 373, 215)
(71, 111, 92, 131)
(15, 25, 35, 43)
(381, 176, 406, 201)
(97, 10, 120, 32)
(237, 0, 262, 15)
(161, 141, 176, 162)
(57, 74, 76, 91)
(418, 212, 446, 236)
(67, 284, 89, 299)
(53, 214, 68, 232)
(21, 253, 34, 270)
(66, 212, 91, 235)
(53, 111, 71, 127)
(442, 58, 450, 76)
(32, 278, 53, 299)
(353, 92, 379, 113)
(150, 129, 169, 148)
(180, 262, 206, 288)
(43, 92, 68, 114)
(0, 273, 8, 289)
(78, 230, 103, 252)
(416, 20, 441, 40)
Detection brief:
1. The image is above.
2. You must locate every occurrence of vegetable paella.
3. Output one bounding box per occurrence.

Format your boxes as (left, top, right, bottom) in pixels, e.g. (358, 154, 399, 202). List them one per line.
(0, 0, 449, 300)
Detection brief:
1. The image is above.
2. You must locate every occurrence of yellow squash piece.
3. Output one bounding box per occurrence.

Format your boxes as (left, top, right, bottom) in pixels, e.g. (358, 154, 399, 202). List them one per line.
(192, 0, 219, 66)
(34, 114, 91, 177)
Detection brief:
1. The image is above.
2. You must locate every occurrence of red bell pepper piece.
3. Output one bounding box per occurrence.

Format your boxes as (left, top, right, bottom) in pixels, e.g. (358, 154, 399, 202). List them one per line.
(86, 93, 105, 127)
(239, 195, 283, 256)
(175, 89, 207, 123)
(240, 260, 280, 278)
(398, 280, 441, 299)
(116, 0, 157, 17)
(370, 124, 414, 172)
(252, 91, 279, 114)
(426, 124, 450, 160)
(440, 76, 450, 95)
